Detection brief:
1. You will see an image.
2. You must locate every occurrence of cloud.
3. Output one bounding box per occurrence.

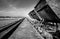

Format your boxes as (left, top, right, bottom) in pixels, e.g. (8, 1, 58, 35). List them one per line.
(6, 0, 38, 8)
(0, 0, 38, 17)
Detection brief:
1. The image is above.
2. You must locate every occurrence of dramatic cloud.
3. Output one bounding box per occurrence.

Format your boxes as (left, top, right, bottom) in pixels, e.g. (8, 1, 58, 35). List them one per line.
(0, 0, 38, 17)
(6, 0, 38, 8)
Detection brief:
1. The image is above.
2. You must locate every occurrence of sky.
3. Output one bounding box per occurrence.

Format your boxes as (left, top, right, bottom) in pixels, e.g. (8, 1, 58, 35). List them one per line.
(0, 0, 38, 18)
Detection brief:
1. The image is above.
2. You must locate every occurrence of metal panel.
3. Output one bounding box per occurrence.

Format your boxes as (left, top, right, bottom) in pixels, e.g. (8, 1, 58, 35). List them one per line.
(38, 9, 51, 20)
(28, 10, 40, 21)
(46, 0, 60, 19)
(44, 5, 59, 21)
(34, 0, 47, 11)
(37, 5, 60, 23)
(34, 0, 60, 23)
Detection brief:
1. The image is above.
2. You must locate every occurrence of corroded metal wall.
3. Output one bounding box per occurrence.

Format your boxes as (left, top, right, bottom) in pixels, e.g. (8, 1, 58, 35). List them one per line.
(34, 0, 60, 23)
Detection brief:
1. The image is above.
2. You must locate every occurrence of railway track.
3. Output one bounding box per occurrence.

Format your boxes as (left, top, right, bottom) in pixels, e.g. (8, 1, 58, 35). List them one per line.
(0, 18, 25, 39)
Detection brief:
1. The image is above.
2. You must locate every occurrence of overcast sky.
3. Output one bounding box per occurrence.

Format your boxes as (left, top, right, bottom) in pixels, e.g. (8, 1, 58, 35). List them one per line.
(0, 0, 38, 17)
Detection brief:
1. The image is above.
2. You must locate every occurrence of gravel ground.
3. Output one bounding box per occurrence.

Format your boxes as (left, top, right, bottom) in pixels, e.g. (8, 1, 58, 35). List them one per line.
(9, 18, 44, 39)
(0, 18, 21, 27)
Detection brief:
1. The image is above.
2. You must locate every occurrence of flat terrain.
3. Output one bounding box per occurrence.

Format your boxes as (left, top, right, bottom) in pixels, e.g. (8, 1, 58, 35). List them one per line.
(0, 18, 22, 27)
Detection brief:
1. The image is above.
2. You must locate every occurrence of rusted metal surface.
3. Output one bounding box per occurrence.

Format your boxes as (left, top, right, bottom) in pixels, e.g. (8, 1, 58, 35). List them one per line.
(34, 0, 60, 23)
(46, 0, 60, 19)
(28, 10, 40, 21)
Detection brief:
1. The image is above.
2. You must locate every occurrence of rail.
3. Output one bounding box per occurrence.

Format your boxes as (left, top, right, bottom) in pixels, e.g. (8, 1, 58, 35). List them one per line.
(0, 18, 25, 39)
